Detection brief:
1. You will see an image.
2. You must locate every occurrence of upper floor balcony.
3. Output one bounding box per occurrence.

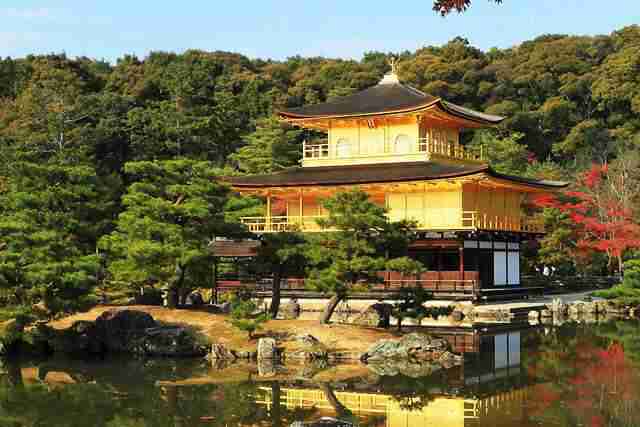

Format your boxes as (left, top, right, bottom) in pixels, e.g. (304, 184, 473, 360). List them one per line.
(302, 137, 484, 167)
(240, 211, 544, 234)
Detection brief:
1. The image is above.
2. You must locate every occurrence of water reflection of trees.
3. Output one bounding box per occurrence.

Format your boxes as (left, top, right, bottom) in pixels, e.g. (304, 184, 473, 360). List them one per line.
(525, 319, 640, 427)
(4, 322, 640, 427)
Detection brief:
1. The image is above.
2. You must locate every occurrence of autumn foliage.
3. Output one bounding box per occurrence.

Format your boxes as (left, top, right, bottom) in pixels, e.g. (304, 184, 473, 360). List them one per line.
(535, 164, 640, 274)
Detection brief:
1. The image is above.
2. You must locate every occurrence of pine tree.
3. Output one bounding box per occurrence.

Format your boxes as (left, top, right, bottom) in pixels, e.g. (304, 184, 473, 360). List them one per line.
(231, 116, 302, 174)
(99, 160, 245, 306)
(305, 189, 422, 324)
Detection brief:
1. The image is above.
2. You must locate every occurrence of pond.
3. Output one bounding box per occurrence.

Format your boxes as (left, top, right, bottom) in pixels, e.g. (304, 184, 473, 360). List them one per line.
(2, 319, 640, 427)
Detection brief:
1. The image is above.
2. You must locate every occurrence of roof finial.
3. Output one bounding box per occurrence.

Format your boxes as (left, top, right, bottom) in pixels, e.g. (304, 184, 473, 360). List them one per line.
(379, 55, 400, 85)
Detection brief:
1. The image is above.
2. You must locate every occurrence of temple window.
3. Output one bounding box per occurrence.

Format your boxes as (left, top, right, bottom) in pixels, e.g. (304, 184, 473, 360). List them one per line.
(394, 134, 411, 154)
(335, 138, 352, 158)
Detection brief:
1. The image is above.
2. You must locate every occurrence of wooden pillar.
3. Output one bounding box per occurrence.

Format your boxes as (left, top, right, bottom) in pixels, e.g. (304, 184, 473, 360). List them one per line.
(437, 247, 442, 282)
(299, 189, 303, 228)
(212, 258, 218, 304)
(266, 193, 272, 232)
(459, 245, 465, 281)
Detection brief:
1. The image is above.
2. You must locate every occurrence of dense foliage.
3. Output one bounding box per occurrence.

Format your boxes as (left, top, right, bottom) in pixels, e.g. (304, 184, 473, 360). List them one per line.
(1, 26, 639, 313)
(305, 189, 422, 323)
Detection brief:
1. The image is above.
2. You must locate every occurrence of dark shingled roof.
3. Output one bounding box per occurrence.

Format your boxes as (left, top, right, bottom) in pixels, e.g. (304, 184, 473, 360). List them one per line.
(227, 161, 568, 189)
(279, 80, 504, 125)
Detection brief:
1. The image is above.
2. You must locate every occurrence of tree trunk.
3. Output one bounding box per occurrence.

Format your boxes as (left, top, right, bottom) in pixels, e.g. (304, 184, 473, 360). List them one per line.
(167, 262, 186, 308)
(318, 383, 350, 418)
(320, 294, 343, 325)
(7, 359, 23, 387)
(271, 381, 282, 427)
(269, 266, 283, 319)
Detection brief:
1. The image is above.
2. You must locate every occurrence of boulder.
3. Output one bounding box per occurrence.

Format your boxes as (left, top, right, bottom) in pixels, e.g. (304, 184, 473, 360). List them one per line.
(450, 310, 464, 322)
(134, 288, 163, 306)
(594, 301, 608, 314)
(209, 343, 236, 361)
(352, 303, 392, 328)
(288, 334, 328, 361)
(211, 302, 232, 314)
(540, 309, 553, 318)
(583, 301, 598, 314)
(257, 337, 278, 360)
(184, 291, 204, 307)
(528, 311, 540, 321)
(277, 301, 301, 320)
(361, 333, 451, 363)
(94, 309, 157, 352)
(294, 334, 320, 346)
(568, 302, 585, 316)
(547, 298, 568, 315)
(129, 326, 206, 357)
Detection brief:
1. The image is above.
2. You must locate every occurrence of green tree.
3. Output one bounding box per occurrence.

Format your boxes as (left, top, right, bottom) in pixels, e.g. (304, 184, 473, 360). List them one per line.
(99, 160, 243, 307)
(230, 116, 303, 174)
(253, 233, 307, 318)
(305, 189, 421, 324)
(468, 131, 531, 175)
(228, 296, 269, 339)
(0, 162, 101, 315)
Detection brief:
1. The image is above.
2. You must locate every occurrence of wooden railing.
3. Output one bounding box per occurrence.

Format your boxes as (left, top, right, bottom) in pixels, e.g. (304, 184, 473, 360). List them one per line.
(302, 138, 482, 162)
(218, 274, 480, 297)
(241, 211, 544, 233)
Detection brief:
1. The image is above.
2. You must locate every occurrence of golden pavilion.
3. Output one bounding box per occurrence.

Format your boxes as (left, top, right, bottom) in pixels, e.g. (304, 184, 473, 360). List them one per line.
(227, 65, 567, 301)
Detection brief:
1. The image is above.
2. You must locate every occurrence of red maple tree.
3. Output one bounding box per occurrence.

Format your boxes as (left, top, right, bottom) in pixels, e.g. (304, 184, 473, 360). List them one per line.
(535, 164, 640, 274)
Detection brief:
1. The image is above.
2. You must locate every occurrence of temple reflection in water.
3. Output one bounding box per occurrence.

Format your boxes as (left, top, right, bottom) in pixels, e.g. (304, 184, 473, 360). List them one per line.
(256, 325, 531, 427)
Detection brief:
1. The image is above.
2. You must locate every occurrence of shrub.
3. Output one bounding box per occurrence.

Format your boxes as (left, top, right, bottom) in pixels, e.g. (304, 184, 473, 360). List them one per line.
(594, 259, 640, 304)
(227, 295, 269, 339)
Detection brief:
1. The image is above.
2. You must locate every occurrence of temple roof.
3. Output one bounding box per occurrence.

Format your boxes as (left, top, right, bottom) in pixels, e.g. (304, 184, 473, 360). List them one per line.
(279, 73, 504, 125)
(227, 161, 568, 190)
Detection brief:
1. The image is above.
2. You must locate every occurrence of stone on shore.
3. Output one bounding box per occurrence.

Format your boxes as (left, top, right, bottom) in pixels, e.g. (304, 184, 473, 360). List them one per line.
(257, 337, 278, 360)
(209, 343, 236, 361)
(129, 326, 206, 357)
(277, 301, 301, 320)
(361, 332, 454, 363)
(352, 303, 392, 328)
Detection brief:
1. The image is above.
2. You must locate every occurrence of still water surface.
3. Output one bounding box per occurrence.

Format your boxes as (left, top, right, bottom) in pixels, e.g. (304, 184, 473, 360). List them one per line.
(2, 319, 640, 427)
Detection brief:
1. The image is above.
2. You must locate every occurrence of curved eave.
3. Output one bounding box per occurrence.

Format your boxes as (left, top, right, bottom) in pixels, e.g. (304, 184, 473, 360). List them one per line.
(487, 169, 569, 190)
(279, 99, 504, 128)
(229, 169, 489, 189)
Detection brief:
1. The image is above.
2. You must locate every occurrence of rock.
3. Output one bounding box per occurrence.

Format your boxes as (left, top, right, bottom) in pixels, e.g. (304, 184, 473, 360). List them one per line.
(134, 287, 163, 305)
(547, 298, 568, 315)
(294, 334, 320, 346)
(257, 338, 278, 360)
(352, 303, 392, 328)
(287, 334, 328, 361)
(235, 350, 256, 359)
(184, 291, 204, 307)
(257, 358, 277, 377)
(594, 301, 608, 314)
(32, 302, 51, 318)
(450, 310, 464, 322)
(211, 302, 232, 314)
(129, 326, 206, 357)
(568, 303, 585, 316)
(583, 301, 598, 314)
(209, 343, 236, 361)
(528, 311, 540, 321)
(94, 309, 157, 352)
(361, 333, 452, 363)
(540, 309, 552, 318)
(277, 301, 301, 320)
